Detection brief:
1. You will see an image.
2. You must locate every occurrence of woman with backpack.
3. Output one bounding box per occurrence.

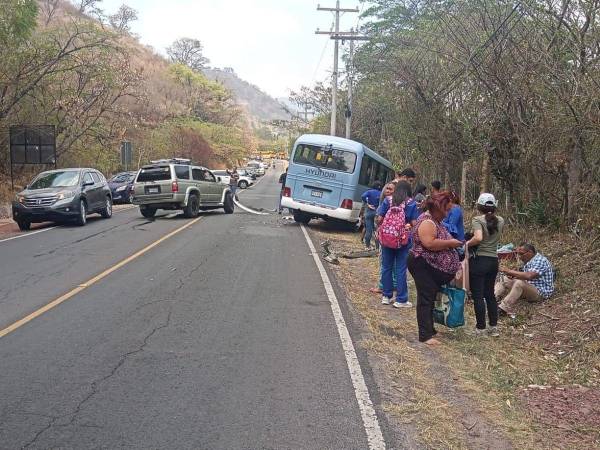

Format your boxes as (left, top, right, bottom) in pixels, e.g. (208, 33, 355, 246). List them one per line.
(370, 182, 397, 295)
(466, 193, 505, 337)
(408, 192, 463, 345)
(376, 181, 420, 308)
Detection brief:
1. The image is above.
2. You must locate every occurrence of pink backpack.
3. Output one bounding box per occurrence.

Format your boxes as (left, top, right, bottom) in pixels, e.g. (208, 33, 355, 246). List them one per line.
(378, 197, 409, 248)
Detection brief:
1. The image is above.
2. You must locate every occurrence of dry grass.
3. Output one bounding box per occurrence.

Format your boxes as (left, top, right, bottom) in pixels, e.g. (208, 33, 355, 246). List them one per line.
(310, 219, 600, 449)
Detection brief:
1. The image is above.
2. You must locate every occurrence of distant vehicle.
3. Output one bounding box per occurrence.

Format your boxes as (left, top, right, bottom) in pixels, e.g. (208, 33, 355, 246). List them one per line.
(108, 171, 137, 204)
(247, 161, 265, 176)
(238, 168, 257, 180)
(131, 159, 233, 218)
(211, 170, 254, 189)
(12, 168, 113, 230)
(280, 134, 394, 225)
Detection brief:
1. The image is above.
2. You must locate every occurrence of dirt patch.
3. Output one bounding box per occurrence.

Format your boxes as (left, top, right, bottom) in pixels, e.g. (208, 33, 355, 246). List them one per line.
(520, 385, 600, 448)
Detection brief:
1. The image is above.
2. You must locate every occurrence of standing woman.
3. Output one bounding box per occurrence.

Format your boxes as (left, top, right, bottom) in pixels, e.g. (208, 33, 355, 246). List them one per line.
(408, 192, 462, 345)
(466, 193, 504, 337)
(370, 182, 397, 294)
(376, 181, 420, 307)
(442, 192, 465, 241)
(413, 184, 427, 209)
(361, 180, 383, 249)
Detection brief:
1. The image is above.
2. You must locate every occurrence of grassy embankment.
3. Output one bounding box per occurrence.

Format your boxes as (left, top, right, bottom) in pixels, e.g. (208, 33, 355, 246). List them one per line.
(310, 219, 600, 450)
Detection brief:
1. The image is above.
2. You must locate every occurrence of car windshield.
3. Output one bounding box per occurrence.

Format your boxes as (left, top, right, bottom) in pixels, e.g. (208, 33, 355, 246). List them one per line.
(293, 144, 357, 173)
(29, 171, 80, 189)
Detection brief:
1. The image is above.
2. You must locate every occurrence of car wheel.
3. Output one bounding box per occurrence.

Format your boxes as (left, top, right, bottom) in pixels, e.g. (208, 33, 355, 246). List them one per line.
(140, 206, 156, 218)
(100, 196, 113, 218)
(183, 194, 199, 218)
(238, 180, 248, 189)
(223, 192, 234, 214)
(17, 220, 31, 231)
(293, 210, 311, 224)
(76, 200, 87, 226)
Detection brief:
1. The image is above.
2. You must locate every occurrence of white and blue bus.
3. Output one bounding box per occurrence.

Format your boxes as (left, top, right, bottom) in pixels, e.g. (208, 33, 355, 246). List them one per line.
(281, 134, 395, 224)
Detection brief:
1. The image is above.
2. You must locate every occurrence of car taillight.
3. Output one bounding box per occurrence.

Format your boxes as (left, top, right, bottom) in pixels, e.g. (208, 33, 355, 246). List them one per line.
(172, 180, 179, 193)
(341, 199, 353, 210)
(283, 187, 291, 197)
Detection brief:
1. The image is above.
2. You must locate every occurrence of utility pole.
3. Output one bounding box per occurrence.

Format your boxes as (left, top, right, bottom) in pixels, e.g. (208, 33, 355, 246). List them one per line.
(345, 34, 355, 139)
(316, 2, 359, 137)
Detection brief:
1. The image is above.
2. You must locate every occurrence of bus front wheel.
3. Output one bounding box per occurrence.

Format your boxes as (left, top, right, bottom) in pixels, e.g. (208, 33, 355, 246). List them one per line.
(293, 210, 311, 224)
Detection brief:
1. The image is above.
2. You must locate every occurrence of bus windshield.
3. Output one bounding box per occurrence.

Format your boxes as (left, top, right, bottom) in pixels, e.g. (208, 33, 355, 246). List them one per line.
(293, 144, 357, 174)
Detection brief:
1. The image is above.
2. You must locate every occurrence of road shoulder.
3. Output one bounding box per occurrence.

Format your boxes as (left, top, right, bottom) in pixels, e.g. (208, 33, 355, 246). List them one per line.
(307, 222, 515, 450)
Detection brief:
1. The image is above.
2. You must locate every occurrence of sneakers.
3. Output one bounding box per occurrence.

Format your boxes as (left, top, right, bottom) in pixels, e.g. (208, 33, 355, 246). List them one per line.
(488, 326, 500, 337)
(393, 301, 413, 308)
(381, 296, 392, 305)
(473, 328, 488, 337)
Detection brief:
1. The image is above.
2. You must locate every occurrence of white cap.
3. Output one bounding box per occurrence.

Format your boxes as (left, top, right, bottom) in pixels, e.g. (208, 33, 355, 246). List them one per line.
(477, 193, 498, 207)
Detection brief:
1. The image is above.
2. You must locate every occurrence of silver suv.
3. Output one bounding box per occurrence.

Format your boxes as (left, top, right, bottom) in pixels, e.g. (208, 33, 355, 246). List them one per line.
(131, 159, 234, 218)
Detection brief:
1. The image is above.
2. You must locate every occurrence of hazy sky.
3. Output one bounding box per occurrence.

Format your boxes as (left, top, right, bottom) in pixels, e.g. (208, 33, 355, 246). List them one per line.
(100, 0, 368, 99)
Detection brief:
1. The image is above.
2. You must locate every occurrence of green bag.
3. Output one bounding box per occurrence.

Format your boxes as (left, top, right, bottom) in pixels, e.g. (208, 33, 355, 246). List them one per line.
(433, 285, 466, 328)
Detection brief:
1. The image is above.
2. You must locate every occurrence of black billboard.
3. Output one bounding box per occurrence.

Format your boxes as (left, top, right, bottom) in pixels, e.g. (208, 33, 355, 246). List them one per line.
(9, 125, 56, 165)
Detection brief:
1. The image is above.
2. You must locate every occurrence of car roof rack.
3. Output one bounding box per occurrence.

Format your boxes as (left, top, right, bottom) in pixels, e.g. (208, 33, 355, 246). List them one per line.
(150, 158, 192, 165)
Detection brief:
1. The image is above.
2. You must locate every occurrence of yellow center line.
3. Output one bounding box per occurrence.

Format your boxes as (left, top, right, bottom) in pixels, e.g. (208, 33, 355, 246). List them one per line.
(0, 216, 203, 339)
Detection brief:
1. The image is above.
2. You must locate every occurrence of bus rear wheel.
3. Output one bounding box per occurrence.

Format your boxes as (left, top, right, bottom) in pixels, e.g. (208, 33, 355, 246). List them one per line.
(293, 210, 311, 224)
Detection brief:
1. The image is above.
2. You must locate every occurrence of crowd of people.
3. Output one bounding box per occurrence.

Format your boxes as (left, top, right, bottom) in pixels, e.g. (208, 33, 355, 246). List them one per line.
(362, 169, 556, 345)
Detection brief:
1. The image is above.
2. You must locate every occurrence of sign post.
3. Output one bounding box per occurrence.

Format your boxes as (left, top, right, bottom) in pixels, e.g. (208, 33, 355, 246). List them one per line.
(120, 141, 132, 171)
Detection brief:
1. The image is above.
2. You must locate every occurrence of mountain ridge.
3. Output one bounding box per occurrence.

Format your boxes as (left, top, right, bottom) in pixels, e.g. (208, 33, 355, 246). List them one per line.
(203, 67, 291, 125)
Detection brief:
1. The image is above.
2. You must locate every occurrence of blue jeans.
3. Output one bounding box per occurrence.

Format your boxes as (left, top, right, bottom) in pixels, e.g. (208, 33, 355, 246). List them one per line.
(364, 208, 377, 247)
(381, 245, 410, 302)
(379, 250, 396, 290)
(229, 185, 237, 197)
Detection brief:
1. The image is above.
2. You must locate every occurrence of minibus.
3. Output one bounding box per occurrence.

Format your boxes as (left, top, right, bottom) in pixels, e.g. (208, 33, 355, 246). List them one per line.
(281, 134, 395, 224)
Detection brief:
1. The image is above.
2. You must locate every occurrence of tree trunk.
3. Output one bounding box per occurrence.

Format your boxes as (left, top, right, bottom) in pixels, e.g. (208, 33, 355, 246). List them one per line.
(567, 135, 583, 222)
(480, 151, 490, 193)
(461, 160, 468, 205)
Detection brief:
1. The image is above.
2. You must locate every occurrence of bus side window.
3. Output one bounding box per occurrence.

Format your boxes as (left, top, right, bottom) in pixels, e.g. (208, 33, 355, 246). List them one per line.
(359, 155, 372, 186)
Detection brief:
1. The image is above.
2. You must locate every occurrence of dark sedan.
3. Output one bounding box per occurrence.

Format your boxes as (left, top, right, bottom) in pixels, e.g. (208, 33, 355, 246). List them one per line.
(12, 168, 113, 230)
(108, 171, 137, 204)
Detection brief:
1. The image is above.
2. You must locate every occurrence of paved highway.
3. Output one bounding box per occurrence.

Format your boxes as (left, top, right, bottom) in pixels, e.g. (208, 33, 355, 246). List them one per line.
(0, 165, 392, 449)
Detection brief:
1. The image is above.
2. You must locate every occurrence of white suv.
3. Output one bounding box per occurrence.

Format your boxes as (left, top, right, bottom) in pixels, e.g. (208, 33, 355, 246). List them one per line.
(211, 170, 254, 189)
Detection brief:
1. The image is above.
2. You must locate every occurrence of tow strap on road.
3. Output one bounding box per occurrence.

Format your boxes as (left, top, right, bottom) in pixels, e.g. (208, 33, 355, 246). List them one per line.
(233, 198, 271, 215)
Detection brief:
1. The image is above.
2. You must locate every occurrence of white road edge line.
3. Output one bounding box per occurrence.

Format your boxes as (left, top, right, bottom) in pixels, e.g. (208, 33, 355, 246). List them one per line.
(300, 224, 386, 450)
(0, 204, 137, 244)
(0, 226, 58, 243)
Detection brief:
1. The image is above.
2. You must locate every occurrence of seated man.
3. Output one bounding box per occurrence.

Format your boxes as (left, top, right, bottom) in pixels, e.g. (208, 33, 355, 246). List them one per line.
(496, 243, 555, 315)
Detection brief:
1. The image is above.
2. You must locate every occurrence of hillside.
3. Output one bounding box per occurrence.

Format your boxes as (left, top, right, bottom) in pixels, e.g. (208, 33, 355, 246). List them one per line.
(203, 68, 291, 124)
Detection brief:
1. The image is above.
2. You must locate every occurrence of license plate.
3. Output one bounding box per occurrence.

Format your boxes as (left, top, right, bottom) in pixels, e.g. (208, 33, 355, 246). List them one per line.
(147, 186, 159, 194)
(311, 190, 323, 198)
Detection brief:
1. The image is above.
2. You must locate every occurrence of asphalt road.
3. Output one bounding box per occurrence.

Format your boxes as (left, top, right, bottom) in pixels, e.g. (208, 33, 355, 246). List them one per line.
(0, 165, 389, 449)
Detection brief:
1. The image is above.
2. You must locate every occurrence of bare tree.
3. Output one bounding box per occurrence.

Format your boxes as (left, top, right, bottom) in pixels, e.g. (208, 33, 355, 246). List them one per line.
(77, 0, 103, 16)
(109, 4, 137, 33)
(167, 37, 210, 72)
(40, 0, 60, 25)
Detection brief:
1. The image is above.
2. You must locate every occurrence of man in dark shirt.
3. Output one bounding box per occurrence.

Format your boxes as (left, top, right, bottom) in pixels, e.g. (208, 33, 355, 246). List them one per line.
(226, 167, 240, 199)
(278, 168, 288, 214)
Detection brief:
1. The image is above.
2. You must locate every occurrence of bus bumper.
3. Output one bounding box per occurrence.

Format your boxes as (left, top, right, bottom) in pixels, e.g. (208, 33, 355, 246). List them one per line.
(280, 197, 359, 222)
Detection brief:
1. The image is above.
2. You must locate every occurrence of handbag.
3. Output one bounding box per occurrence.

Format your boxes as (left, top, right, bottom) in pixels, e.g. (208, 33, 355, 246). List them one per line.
(433, 285, 466, 328)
